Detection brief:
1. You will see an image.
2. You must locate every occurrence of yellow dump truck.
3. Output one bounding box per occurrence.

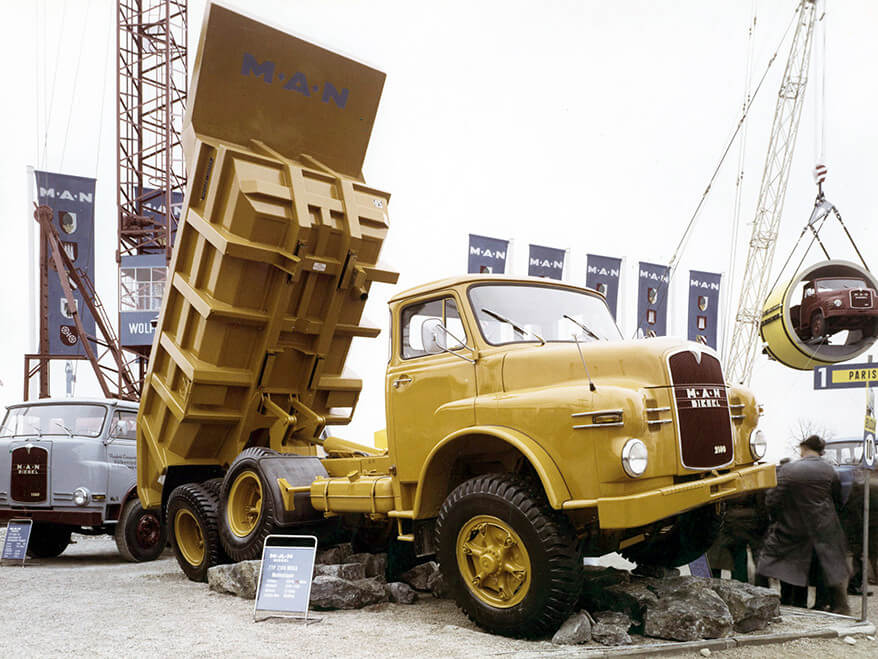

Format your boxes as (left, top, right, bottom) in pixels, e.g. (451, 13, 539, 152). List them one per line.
(137, 5, 776, 637)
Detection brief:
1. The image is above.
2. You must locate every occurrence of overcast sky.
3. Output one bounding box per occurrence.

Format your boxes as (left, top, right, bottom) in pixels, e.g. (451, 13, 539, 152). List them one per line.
(1, 0, 876, 460)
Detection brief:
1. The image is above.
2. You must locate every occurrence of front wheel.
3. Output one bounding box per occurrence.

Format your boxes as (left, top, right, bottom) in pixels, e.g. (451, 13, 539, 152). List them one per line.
(27, 523, 72, 558)
(435, 474, 582, 638)
(811, 309, 826, 338)
(115, 498, 167, 562)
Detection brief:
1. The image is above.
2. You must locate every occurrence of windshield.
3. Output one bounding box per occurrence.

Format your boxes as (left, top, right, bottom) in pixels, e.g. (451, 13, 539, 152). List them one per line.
(816, 278, 867, 291)
(0, 404, 108, 438)
(468, 283, 622, 345)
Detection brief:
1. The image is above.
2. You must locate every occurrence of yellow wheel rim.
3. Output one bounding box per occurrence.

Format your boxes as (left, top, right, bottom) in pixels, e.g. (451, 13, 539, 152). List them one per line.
(456, 514, 531, 608)
(227, 470, 263, 538)
(174, 508, 205, 567)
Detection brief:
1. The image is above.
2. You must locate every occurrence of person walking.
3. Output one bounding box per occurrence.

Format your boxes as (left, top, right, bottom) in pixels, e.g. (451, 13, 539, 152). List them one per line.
(757, 435, 850, 614)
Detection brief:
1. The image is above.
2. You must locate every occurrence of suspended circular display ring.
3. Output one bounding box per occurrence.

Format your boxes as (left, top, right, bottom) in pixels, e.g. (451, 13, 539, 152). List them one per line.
(760, 260, 878, 370)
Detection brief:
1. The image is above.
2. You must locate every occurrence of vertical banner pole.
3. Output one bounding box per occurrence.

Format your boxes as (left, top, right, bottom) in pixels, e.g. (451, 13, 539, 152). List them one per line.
(862, 354, 873, 622)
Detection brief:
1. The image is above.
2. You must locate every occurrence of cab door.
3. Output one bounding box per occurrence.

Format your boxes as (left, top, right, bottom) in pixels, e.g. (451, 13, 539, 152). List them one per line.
(386, 294, 476, 486)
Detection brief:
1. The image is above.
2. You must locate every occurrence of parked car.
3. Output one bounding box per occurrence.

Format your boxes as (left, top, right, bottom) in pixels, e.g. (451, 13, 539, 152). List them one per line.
(0, 398, 166, 561)
(793, 277, 878, 340)
(823, 436, 876, 503)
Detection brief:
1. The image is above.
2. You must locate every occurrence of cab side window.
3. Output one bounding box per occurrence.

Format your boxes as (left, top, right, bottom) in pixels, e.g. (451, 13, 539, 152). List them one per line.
(401, 297, 466, 359)
(110, 411, 137, 440)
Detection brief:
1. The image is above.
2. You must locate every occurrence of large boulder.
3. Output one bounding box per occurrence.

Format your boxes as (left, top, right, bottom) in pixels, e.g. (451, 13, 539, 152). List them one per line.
(347, 552, 388, 579)
(353, 577, 390, 605)
(708, 579, 780, 633)
(578, 566, 631, 611)
(552, 611, 594, 645)
(309, 575, 376, 610)
(643, 577, 733, 641)
(315, 562, 367, 581)
(401, 561, 439, 591)
(591, 611, 633, 646)
(601, 580, 660, 627)
(315, 542, 353, 566)
(207, 560, 261, 599)
(385, 581, 418, 604)
(427, 569, 449, 599)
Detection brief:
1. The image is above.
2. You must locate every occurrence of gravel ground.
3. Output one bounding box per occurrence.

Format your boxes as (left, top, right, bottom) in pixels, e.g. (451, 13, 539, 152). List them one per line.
(1, 531, 876, 658)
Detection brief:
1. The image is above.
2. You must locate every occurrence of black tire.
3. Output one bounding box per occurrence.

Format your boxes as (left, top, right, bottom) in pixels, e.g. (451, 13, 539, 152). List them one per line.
(811, 309, 826, 339)
(219, 448, 280, 562)
(621, 504, 725, 568)
(27, 523, 72, 558)
(435, 474, 582, 638)
(114, 498, 167, 562)
(167, 483, 224, 582)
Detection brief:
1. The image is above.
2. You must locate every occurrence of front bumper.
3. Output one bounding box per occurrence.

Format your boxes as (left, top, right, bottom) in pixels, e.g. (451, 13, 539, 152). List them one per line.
(0, 508, 104, 526)
(561, 462, 776, 529)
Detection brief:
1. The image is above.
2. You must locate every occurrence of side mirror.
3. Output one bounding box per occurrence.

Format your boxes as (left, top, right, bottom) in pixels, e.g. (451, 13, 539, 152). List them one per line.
(421, 317, 446, 355)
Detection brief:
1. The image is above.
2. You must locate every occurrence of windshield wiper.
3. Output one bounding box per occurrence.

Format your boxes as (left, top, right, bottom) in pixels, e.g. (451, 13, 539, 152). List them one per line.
(563, 314, 601, 341)
(28, 422, 43, 437)
(481, 308, 545, 345)
(54, 421, 74, 438)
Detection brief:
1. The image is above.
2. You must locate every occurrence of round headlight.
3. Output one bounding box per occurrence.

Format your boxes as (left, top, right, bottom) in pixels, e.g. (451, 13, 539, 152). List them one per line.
(73, 487, 90, 506)
(749, 428, 767, 460)
(621, 439, 649, 477)
(833, 299, 843, 307)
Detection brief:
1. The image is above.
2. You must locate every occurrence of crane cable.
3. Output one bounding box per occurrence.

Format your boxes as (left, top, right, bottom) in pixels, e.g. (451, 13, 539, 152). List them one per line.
(41, 0, 68, 169)
(59, 0, 93, 171)
(721, 0, 759, 354)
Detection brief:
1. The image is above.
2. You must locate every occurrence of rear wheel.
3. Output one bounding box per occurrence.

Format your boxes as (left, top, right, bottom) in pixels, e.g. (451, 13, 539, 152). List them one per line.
(219, 448, 280, 562)
(27, 523, 72, 558)
(436, 474, 582, 638)
(621, 504, 725, 568)
(115, 498, 167, 562)
(167, 483, 224, 582)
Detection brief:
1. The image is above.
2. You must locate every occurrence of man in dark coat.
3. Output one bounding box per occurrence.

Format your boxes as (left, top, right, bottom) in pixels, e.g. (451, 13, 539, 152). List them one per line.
(757, 435, 850, 614)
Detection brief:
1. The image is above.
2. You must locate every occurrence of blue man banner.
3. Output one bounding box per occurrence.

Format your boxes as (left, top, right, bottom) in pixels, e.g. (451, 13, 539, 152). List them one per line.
(119, 254, 167, 347)
(637, 261, 670, 337)
(528, 244, 565, 280)
(35, 170, 97, 355)
(688, 270, 722, 348)
(586, 254, 622, 320)
(467, 234, 509, 274)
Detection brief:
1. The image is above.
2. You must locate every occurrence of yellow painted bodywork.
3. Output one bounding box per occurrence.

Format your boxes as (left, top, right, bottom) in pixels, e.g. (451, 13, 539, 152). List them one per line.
(137, 5, 775, 544)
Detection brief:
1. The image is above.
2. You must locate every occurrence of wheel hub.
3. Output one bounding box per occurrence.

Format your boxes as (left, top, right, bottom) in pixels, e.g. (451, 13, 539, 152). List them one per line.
(174, 508, 205, 567)
(136, 513, 161, 547)
(456, 515, 531, 608)
(227, 470, 263, 538)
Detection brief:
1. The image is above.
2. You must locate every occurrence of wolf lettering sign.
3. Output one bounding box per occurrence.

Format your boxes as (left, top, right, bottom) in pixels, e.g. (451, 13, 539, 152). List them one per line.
(1, 519, 33, 565)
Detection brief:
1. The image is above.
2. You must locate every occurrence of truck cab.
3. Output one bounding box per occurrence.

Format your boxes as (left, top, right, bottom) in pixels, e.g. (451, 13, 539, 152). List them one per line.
(0, 398, 165, 561)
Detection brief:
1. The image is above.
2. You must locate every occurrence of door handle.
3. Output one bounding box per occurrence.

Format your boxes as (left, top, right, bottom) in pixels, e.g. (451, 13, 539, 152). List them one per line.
(393, 376, 413, 388)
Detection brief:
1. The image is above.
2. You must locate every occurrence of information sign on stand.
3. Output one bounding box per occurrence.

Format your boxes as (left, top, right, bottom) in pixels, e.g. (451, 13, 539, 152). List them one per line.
(254, 535, 319, 622)
(1, 519, 33, 566)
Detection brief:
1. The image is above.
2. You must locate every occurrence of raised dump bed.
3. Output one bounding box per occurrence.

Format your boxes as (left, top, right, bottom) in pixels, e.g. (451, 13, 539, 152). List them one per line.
(137, 4, 397, 509)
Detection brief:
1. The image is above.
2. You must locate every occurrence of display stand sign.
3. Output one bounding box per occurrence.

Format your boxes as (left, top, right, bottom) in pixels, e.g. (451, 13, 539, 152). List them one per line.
(1, 519, 33, 566)
(254, 535, 319, 622)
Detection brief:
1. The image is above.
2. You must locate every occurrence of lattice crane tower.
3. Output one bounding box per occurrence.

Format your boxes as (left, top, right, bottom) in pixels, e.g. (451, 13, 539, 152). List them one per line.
(725, 0, 818, 385)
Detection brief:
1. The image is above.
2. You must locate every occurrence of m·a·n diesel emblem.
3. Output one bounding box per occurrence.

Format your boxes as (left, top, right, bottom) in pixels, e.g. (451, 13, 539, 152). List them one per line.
(684, 387, 723, 409)
(241, 53, 349, 108)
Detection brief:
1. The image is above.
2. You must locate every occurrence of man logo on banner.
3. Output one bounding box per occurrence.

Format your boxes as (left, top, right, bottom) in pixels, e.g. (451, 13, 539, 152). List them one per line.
(688, 270, 721, 349)
(468, 234, 509, 274)
(586, 254, 622, 320)
(528, 244, 565, 280)
(35, 170, 97, 356)
(637, 262, 670, 337)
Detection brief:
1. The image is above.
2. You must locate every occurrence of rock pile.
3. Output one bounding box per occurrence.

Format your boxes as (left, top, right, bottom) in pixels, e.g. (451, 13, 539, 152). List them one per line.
(207, 542, 447, 609)
(555, 568, 780, 646)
